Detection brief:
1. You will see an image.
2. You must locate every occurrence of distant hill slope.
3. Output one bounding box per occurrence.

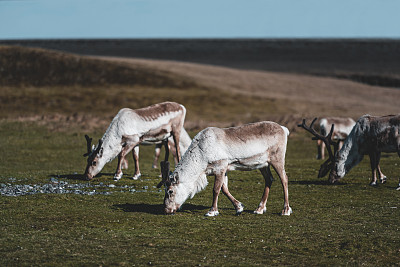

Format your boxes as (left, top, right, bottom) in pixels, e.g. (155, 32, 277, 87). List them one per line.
(97, 56, 400, 117)
(2, 39, 400, 88)
(1, 45, 399, 131)
(0, 46, 197, 88)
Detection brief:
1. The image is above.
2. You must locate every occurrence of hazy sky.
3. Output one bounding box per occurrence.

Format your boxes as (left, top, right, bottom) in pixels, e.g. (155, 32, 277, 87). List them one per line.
(1, 0, 400, 39)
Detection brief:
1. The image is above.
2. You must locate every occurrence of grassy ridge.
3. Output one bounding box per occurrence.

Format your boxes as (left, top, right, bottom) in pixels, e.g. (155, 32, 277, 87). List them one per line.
(0, 85, 295, 131)
(1, 121, 399, 266)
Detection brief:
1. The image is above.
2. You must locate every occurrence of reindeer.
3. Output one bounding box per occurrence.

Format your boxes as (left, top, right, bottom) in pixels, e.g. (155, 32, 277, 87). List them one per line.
(161, 121, 292, 216)
(83, 102, 186, 180)
(117, 128, 192, 180)
(317, 117, 355, 160)
(150, 127, 191, 169)
(299, 115, 400, 189)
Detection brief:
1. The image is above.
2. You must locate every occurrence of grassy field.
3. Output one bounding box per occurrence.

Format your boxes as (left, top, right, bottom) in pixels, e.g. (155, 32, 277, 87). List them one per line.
(1, 45, 399, 265)
(1, 121, 399, 266)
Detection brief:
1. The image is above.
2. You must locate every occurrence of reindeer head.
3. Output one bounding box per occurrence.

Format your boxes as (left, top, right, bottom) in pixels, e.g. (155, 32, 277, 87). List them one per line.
(158, 160, 184, 215)
(83, 135, 104, 180)
(298, 118, 340, 183)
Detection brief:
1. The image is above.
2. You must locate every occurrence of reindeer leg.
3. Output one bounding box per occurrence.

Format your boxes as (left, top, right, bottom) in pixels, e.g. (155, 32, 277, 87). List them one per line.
(369, 152, 379, 186)
(121, 157, 129, 170)
(132, 146, 141, 180)
(205, 171, 225, 217)
(114, 135, 139, 181)
(375, 152, 387, 184)
(254, 166, 274, 214)
(152, 143, 162, 169)
(317, 140, 324, 160)
(114, 152, 124, 181)
(271, 162, 292, 216)
(168, 138, 179, 166)
(171, 129, 182, 162)
(220, 173, 244, 215)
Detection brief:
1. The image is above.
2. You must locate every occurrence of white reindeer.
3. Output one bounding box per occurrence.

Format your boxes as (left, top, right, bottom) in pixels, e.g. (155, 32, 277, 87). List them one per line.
(119, 128, 192, 180)
(162, 121, 292, 216)
(83, 102, 186, 180)
(317, 117, 355, 160)
(299, 115, 400, 189)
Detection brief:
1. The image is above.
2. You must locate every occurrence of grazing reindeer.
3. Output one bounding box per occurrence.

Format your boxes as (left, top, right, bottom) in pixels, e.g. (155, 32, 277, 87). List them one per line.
(317, 117, 355, 160)
(299, 115, 400, 188)
(150, 127, 192, 169)
(83, 102, 186, 180)
(119, 128, 192, 179)
(162, 121, 292, 216)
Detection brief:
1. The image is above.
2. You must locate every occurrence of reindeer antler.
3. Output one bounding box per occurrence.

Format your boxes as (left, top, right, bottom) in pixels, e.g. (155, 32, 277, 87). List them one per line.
(157, 160, 170, 188)
(83, 135, 93, 157)
(94, 139, 103, 157)
(298, 118, 338, 177)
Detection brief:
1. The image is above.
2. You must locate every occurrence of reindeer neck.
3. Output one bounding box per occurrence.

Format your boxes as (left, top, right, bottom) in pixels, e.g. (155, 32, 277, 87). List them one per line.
(175, 143, 209, 199)
(336, 124, 363, 176)
(100, 115, 126, 163)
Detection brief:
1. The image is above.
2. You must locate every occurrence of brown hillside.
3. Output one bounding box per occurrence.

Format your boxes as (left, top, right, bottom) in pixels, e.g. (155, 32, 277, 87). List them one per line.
(1, 45, 399, 131)
(97, 56, 400, 118)
(0, 46, 197, 88)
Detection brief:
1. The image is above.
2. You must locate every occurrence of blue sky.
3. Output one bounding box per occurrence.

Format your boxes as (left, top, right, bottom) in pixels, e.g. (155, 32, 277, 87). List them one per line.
(1, 0, 400, 39)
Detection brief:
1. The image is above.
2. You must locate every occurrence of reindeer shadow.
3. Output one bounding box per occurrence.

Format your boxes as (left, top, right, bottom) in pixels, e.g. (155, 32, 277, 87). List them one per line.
(113, 203, 164, 215)
(178, 203, 209, 213)
(49, 172, 115, 181)
(290, 180, 347, 186)
(112, 203, 209, 215)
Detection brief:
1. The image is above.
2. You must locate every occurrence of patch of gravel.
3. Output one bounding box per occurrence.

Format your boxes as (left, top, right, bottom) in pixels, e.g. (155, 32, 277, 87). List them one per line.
(0, 177, 160, 197)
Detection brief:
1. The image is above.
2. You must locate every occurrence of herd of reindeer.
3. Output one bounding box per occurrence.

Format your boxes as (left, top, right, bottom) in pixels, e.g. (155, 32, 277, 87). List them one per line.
(82, 102, 400, 216)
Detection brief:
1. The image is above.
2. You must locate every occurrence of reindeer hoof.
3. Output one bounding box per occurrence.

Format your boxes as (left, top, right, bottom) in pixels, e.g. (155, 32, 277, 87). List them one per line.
(132, 174, 141, 180)
(380, 176, 387, 184)
(205, 210, 219, 217)
(254, 206, 267, 215)
(236, 203, 244, 215)
(396, 185, 400, 191)
(152, 165, 158, 169)
(369, 181, 378, 186)
(113, 172, 123, 181)
(281, 207, 292, 216)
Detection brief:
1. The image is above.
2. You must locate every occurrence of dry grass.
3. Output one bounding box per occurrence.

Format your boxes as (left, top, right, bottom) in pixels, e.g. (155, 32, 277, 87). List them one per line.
(1, 45, 399, 134)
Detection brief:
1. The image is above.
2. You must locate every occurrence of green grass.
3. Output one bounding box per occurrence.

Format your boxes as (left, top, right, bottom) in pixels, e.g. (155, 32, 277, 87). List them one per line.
(0, 121, 399, 266)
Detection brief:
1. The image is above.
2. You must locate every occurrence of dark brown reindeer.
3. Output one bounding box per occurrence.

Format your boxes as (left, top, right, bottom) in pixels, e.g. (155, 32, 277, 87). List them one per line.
(299, 115, 400, 189)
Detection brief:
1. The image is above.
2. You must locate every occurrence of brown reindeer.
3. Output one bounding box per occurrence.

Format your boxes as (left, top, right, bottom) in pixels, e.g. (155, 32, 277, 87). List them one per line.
(83, 102, 186, 181)
(115, 127, 192, 179)
(299, 115, 400, 189)
(317, 117, 355, 160)
(162, 121, 292, 216)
